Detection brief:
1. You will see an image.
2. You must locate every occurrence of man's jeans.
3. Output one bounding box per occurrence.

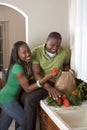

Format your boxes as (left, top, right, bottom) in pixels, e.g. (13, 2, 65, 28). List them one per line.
(0, 101, 23, 130)
(20, 81, 54, 130)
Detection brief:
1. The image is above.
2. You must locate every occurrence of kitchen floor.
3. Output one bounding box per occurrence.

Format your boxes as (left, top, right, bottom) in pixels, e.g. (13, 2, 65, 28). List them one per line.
(9, 120, 15, 130)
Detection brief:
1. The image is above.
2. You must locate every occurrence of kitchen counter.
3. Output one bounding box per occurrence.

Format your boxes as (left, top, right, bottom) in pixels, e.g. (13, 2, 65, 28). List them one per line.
(40, 100, 87, 130)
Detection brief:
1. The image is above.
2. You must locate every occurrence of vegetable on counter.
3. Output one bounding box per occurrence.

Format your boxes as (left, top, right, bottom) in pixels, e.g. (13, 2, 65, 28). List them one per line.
(46, 96, 62, 107)
(63, 98, 70, 107)
(46, 81, 87, 107)
(76, 82, 87, 101)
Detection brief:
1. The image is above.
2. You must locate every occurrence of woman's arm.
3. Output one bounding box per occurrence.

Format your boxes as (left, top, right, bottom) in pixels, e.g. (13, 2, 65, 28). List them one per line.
(16, 71, 54, 93)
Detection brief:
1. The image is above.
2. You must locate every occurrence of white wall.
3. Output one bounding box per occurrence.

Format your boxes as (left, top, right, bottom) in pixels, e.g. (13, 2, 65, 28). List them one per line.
(0, 0, 70, 49)
(0, 5, 25, 53)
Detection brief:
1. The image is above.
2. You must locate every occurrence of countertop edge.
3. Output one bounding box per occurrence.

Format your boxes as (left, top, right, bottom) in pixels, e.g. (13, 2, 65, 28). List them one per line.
(40, 100, 72, 130)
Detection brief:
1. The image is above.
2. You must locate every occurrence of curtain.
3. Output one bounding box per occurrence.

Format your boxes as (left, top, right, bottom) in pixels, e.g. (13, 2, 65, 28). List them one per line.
(70, 0, 87, 82)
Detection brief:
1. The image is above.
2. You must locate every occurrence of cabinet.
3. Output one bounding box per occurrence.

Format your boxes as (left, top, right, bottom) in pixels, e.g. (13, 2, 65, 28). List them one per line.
(39, 107, 60, 130)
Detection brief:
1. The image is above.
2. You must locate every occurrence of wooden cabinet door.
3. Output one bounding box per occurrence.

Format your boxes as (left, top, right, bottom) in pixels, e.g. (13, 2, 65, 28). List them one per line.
(40, 108, 60, 130)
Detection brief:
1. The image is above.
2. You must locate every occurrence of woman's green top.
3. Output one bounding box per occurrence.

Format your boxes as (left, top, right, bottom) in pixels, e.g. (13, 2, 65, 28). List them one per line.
(0, 63, 24, 104)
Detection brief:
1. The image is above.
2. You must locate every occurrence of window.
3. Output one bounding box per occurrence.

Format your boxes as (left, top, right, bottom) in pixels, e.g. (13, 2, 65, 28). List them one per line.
(70, 0, 87, 82)
(0, 21, 9, 71)
(0, 25, 3, 70)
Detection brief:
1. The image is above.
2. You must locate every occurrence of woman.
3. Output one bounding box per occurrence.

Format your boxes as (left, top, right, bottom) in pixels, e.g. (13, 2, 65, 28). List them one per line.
(0, 41, 55, 130)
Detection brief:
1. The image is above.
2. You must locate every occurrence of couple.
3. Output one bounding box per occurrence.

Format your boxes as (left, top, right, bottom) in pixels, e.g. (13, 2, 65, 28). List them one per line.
(0, 32, 70, 130)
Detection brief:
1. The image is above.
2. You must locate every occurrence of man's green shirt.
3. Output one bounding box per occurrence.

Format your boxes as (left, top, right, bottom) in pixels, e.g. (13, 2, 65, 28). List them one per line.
(32, 44, 70, 82)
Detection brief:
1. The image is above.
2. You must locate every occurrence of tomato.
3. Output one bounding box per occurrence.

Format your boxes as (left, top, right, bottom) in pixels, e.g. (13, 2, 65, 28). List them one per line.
(71, 90, 78, 96)
(61, 94, 67, 101)
(63, 98, 70, 107)
(51, 67, 58, 74)
(56, 98, 62, 104)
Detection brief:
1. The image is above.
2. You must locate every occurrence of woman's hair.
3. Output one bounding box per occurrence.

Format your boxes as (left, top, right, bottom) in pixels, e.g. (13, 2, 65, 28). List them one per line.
(47, 32, 62, 41)
(6, 41, 28, 80)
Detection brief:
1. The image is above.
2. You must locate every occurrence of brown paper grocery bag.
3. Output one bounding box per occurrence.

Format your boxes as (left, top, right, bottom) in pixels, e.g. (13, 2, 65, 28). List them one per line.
(55, 69, 76, 93)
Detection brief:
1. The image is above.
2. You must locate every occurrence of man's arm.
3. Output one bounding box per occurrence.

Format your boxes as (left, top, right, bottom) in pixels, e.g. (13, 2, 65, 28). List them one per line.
(32, 64, 62, 99)
(32, 64, 43, 80)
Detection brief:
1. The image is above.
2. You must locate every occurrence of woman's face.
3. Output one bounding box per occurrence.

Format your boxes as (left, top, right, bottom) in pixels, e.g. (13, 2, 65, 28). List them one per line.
(18, 44, 31, 63)
(45, 38, 61, 53)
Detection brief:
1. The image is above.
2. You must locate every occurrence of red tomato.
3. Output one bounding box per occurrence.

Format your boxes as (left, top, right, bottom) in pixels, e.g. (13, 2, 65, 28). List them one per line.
(51, 67, 58, 74)
(63, 99, 70, 107)
(56, 98, 62, 104)
(61, 94, 67, 101)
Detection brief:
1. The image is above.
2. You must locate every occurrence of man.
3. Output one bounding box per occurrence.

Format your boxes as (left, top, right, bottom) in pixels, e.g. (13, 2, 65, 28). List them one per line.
(22, 32, 70, 130)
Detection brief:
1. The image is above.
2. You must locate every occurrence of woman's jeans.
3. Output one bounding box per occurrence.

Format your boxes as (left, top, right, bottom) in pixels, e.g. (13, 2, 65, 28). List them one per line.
(0, 101, 23, 130)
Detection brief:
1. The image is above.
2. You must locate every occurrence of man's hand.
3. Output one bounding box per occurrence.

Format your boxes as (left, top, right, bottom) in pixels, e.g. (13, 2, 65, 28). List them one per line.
(44, 83, 62, 100)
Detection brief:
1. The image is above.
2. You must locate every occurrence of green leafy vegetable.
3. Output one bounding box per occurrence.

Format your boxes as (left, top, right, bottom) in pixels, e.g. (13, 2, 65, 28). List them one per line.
(76, 82, 87, 101)
(46, 81, 87, 107)
(63, 91, 81, 106)
(46, 96, 62, 107)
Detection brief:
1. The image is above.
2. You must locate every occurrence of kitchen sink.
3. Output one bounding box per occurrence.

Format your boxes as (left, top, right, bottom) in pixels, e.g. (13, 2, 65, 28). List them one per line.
(55, 106, 87, 130)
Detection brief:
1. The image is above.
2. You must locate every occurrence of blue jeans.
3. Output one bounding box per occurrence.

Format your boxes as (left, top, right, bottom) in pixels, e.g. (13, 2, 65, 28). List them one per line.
(21, 88, 48, 130)
(20, 81, 54, 130)
(0, 101, 23, 130)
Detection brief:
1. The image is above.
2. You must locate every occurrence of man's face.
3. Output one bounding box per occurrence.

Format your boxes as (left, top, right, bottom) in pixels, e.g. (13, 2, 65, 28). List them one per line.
(45, 38, 61, 53)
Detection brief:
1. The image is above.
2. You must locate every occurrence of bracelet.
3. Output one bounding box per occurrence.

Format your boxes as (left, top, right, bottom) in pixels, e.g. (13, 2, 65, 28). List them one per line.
(36, 80, 42, 88)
